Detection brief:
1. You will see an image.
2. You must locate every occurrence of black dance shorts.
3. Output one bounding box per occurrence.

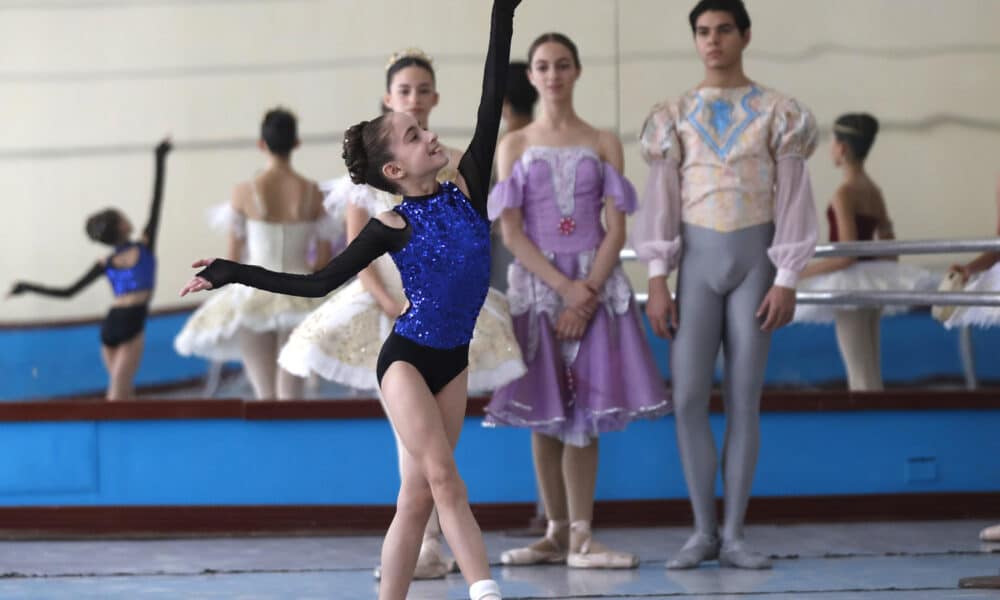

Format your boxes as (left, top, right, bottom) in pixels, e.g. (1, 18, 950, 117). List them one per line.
(376, 331, 470, 395)
(100, 304, 149, 347)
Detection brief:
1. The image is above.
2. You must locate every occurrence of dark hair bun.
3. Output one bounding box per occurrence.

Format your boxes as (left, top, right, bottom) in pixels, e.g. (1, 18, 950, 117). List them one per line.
(261, 107, 298, 158)
(342, 121, 370, 186)
(340, 116, 396, 194)
(834, 113, 880, 162)
(86, 209, 122, 246)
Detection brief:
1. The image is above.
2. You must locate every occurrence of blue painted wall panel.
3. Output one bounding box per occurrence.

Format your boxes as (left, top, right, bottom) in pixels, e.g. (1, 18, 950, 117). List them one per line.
(0, 422, 98, 496)
(1, 313, 208, 400)
(4, 311, 1000, 399)
(0, 412, 997, 507)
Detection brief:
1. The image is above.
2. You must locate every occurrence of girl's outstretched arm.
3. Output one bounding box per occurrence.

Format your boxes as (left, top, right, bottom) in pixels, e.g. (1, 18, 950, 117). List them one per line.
(8, 262, 104, 299)
(141, 138, 172, 251)
(457, 0, 520, 219)
(180, 217, 406, 298)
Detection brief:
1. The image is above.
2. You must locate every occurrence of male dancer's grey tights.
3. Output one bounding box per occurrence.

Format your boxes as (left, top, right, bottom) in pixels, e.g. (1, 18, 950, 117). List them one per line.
(672, 222, 775, 544)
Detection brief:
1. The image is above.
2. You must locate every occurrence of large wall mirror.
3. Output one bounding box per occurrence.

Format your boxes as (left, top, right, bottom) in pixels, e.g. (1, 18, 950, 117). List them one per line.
(2, 0, 998, 403)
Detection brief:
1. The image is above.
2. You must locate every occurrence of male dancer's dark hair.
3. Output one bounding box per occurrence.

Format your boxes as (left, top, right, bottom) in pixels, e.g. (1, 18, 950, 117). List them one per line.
(689, 0, 751, 34)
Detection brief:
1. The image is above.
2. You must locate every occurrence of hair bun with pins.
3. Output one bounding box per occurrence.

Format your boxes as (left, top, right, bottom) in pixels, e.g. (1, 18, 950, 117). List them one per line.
(833, 113, 880, 162)
(342, 121, 370, 186)
(341, 116, 396, 194)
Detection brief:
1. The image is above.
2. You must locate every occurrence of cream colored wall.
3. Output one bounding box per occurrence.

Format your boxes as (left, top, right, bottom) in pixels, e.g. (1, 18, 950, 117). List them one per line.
(3, 0, 998, 321)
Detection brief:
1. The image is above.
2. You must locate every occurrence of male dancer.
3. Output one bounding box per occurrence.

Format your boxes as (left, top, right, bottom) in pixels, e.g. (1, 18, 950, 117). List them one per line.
(632, 0, 819, 569)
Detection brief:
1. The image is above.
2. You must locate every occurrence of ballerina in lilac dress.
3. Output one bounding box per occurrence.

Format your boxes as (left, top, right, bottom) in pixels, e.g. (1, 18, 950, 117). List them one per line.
(484, 33, 670, 570)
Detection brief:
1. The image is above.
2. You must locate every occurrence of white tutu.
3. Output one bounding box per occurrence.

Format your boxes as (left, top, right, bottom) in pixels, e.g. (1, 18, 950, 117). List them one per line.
(943, 263, 1000, 329)
(793, 260, 937, 324)
(280, 174, 526, 394)
(279, 286, 526, 394)
(174, 285, 325, 361)
(175, 193, 339, 361)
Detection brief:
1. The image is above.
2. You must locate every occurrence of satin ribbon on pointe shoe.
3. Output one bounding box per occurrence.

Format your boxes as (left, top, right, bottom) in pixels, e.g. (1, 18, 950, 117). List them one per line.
(500, 520, 568, 565)
(566, 520, 640, 569)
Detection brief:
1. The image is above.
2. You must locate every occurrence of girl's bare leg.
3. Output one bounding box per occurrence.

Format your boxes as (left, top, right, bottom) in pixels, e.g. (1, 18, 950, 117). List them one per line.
(107, 333, 144, 400)
(237, 329, 278, 399)
(377, 364, 491, 599)
(101, 344, 114, 399)
(375, 388, 454, 580)
(275, 328, 305, 400)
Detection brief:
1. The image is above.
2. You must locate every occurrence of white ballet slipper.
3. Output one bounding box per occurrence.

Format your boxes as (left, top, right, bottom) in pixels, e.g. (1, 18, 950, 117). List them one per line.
(469, 578, 502, 599)
(980, 523, 1000, 542)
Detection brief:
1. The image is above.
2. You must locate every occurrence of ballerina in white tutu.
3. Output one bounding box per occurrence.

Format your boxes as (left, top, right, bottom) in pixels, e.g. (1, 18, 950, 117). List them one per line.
(943, 176, 1000, 331)
(277, 52, 525, 580)
(174, 108, 340, 399)
(795, 114, 932, 391)
(942, 176, 1000, 544)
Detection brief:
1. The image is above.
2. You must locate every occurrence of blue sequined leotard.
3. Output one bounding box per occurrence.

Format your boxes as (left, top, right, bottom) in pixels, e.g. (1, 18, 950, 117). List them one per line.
(106, 242, 157, 296)
(11, 141, 170, 347)
(198, 0, 514, 393)
(391, 181, 491, 349)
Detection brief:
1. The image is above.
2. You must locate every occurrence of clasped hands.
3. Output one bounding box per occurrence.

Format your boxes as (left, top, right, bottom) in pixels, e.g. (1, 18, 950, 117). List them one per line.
(555, 279, 599, 340)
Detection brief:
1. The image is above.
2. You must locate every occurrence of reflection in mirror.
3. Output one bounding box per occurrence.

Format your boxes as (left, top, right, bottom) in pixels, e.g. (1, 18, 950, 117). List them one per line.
(3, 0, 1000, 403)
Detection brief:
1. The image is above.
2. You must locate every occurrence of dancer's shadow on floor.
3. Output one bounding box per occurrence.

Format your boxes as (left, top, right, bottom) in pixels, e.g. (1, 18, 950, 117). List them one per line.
(498, 564, 641, 596)
(665, 564, 774, 595)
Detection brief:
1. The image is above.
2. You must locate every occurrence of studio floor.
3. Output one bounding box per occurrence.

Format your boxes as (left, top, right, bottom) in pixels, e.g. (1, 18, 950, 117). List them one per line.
(1, 520, 998, 599)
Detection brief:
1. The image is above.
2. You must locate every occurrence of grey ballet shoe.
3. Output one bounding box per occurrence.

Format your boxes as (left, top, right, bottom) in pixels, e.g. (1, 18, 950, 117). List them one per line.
(665, 532, 720, 569)
(718, 539, 773, 570)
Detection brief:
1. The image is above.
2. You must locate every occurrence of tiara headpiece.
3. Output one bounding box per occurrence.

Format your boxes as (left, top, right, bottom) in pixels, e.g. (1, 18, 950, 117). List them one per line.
(833, 123, 862, 136)
(386, 48, 434, 72)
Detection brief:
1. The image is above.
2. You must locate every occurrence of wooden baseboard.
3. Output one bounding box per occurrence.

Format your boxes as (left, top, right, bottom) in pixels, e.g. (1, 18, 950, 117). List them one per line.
(4, 389, 1000, 422)
(1, 492, 996, 538)
(0, 304, 196, 331)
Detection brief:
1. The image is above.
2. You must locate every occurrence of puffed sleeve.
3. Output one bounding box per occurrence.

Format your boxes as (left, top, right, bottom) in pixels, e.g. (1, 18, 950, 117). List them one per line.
(486, 158, 527, 221)
(769, 96, 818, 160)
(631, 102, 683, 278)
(767, 96, 820, 287)
(601, 162, 638, 214)
(321, 175, 383, 221)
(639, 102, 683, 164)
(207, 202, 246, 239)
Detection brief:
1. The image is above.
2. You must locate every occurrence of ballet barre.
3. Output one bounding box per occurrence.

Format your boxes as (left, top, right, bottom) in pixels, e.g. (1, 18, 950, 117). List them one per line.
(813, 238, 1000, 258)
(619, 238, 1000, 264)
(795, 290, 1000, 307)
(631, 291, 1000, 307)
(620, 239, 1000, 390)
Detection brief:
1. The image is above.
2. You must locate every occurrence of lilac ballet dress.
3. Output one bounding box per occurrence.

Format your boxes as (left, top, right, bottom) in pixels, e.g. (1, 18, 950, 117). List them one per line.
(484, 146, 671, 446)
